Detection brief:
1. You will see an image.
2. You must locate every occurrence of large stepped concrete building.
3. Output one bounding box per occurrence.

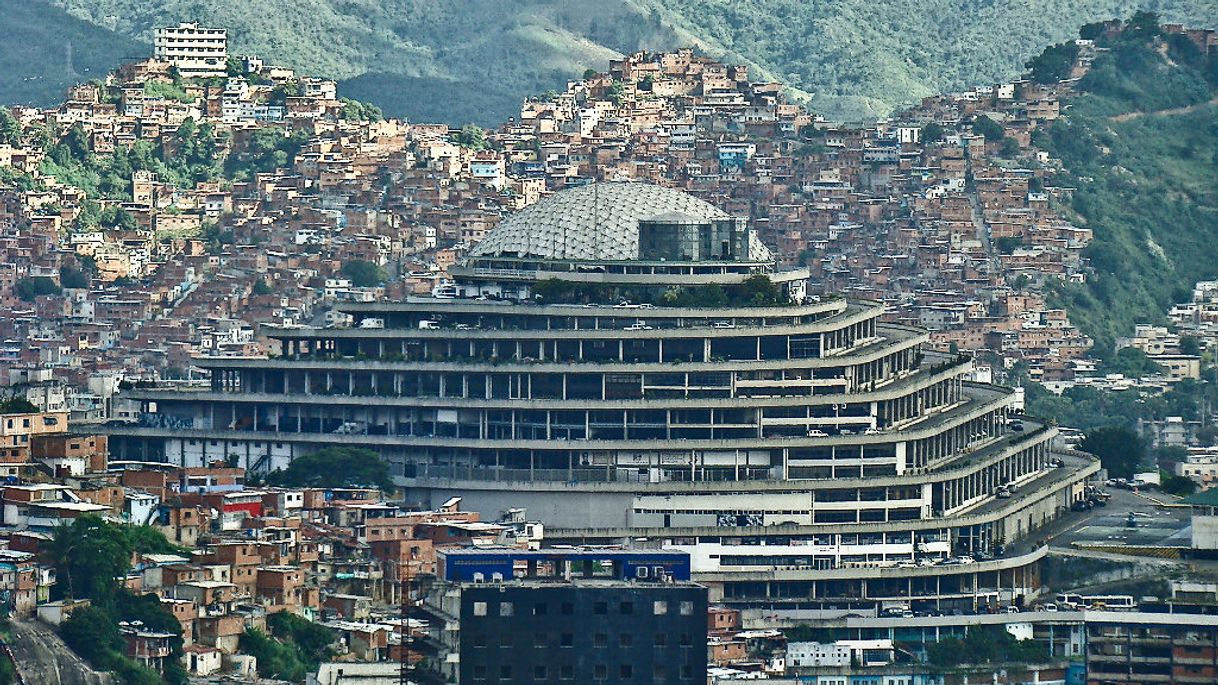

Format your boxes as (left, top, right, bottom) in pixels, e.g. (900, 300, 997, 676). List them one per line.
(105, 182, 1098, 611)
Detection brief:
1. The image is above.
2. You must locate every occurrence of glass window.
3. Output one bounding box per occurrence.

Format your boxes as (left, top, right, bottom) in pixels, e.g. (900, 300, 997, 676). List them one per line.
(594, 633, 608, 647)
(473, 602, 487, 616)
(653, 600, 668, 615)
(499, 602, 514, 617)
(679, 601, 694, 615)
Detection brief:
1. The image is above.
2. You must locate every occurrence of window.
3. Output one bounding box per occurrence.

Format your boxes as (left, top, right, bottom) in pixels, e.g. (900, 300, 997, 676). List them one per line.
(593, 601, 607, 615)
(500, 633, 513, 648)
(499, 602, 514, 617)
(500, 665, 512, 680)
(655, 633, 668, 647)
(560, 665, 574, 680)
(620, 633, 633, 647)
(534, 666, 547, 680)
(679, 601, 694, 615)
(620, 665, 633, 679)
(473, 601, 487, 616)
(619, 601, 633, 615)
(560, 633, 574, 647)
(681, 664, 693, 680)
(472, 633, 487, 648)
(473, 665, 487, 680)
(533, 602, 547, 616)
(561, 602, 574, 615)
(679, 633, 692, 647)
(653, 600, 668, 615)
(653, 665, 668, 680)
(534, 632, 547, 648)
(594, 665, 607, 680)
(594, 633, 608, 647)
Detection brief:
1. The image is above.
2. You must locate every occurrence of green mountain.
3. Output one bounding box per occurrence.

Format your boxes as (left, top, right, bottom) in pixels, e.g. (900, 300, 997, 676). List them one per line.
(0, 0, 145, 108)
(28, 0, 1218, 123)
(1037, 16, 1218, 354)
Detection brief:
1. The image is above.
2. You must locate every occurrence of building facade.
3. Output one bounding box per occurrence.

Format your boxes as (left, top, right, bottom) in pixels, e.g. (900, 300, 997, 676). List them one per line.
(420, 548, 708, 685)
(104, 183, 1099, 611)
(153, 23, 228, 78)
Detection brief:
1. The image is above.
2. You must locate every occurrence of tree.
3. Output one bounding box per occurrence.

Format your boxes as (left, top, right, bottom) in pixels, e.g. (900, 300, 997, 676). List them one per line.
(995, 236, 1024, 254)
(15, 276, 61, 301)
(341, 259, 387, 287)
(240, 628, 309, 682)
(921, 122, 944, 143)
(1080, 426, 1146, 479)
(0, 398, 39, 414)
(47, 515, 135, 602)
(606, 80, 625, 106)
(1106, 347, 1163, 377)
(1161, 473, 1197, 496)
(264, 447, 392, 490)
(1025, 41, 1080, 84)
(1125, 10, 1161, 39)
(1000, 136, 1021, 157)
(972, 115, 1005, 142)
(582, 68, 597, 80)
(59, 265, 89, 289)
(1179, 335, 1201, 356)
(61, 606, 124, 668)
(453, 124, 487, 150)
(727, 274, 787, 306)
(0, 107, 20, 146)
(267, 611, 336, 661)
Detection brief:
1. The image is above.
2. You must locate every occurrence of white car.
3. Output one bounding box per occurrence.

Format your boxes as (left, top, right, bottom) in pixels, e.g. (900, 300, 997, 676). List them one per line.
(807, 429, 828, 437)
(712, 321, 736, 329)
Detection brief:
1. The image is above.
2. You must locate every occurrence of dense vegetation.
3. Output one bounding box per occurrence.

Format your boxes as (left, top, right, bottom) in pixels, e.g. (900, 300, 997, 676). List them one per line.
(0, 1, 144, 108)
(24, 1, 1218, 123)
(925, 625, 1047, 668)
(530, 274, 791, 307)
(1037, 15, 1218, 354)
(263, 446, 393, 490)
(239, 612, 335, 682)
(49, 515, 189, 685)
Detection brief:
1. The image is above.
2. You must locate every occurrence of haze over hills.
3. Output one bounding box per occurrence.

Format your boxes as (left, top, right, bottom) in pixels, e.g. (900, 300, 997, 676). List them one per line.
(20, 0, 1218, 124)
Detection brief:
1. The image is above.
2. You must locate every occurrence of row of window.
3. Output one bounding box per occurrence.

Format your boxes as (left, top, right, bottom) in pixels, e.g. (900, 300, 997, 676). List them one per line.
(469, 663, 696, 681)
(471, 631, 697, 649)
(471, 600, 695, 617)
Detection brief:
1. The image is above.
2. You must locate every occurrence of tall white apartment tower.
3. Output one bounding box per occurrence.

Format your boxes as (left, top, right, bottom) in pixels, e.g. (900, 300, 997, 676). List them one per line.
(154, 23, 228, 78)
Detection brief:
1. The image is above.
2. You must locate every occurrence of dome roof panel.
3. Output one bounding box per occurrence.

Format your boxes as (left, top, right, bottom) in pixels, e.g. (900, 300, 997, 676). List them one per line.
(471, 182, 736, 262)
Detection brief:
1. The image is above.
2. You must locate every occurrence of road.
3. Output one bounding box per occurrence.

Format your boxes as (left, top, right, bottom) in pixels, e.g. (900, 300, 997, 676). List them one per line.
(7, 618, 113, 685)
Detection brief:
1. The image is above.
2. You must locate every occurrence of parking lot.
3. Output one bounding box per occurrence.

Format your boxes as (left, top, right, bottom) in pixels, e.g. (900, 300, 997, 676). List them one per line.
(1050, 488, 1192, 550)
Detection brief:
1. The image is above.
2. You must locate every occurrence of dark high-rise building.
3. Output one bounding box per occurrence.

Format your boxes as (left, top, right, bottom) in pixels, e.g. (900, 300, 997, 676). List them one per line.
(418, 548, 708, 684)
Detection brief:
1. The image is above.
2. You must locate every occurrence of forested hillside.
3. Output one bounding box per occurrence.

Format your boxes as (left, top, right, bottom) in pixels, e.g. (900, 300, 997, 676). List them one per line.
(1037, 16, 1218, 354)
(31, 0, 1218, 123)
(0, 0, 145, 108)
